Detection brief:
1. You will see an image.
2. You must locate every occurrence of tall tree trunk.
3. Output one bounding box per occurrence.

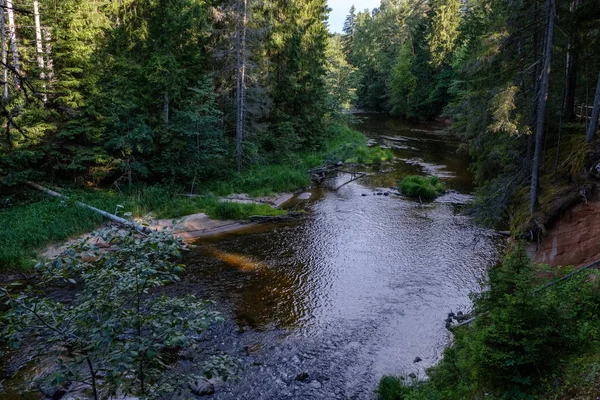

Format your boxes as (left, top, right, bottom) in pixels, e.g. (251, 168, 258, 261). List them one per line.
(530, 0, 555, 214)
(235, 0, 248, 172)
(1, 0, 7, 100)
(563, 0, 580, 122)
(42, 27, 54, 82)
(527, 0, 540, 172)
(5, 0, 19, 90)
(163, 92, 169, 124)
(33, 0, 46, 101)
(586, 71, 600, 143)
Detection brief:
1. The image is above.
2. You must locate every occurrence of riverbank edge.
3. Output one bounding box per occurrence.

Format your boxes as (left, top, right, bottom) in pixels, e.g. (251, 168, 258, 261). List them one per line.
(0, 123, 394, 272)
(376, 243, 600, 400)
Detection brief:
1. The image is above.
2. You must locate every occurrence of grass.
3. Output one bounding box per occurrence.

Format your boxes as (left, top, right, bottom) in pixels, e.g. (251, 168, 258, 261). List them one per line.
(0, 197, 105, 270)
(326, 125, 394, 165)
(377, 377, 438, 400)
(0, 188, 286, 271)
(1, 122, 390, 271)
(398, 175, 445, 201)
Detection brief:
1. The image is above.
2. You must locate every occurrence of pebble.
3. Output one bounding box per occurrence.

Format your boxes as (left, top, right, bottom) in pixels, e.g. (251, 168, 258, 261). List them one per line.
(295, 372, 309, 382)
(309, 380, 322, 389)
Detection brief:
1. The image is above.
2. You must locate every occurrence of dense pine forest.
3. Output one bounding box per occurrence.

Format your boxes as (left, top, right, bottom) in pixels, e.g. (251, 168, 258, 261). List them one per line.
(1, 0, 600, 399)
(0, 0, 333, 185)
(341, 0, 600, 229)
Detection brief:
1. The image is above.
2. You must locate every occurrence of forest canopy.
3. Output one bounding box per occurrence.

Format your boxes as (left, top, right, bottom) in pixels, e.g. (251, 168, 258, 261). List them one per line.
(0, 0, 338, 188)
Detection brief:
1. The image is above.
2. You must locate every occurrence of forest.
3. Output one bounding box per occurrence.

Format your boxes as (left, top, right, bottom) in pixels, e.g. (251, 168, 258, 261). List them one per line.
(1, 0, 600, 398)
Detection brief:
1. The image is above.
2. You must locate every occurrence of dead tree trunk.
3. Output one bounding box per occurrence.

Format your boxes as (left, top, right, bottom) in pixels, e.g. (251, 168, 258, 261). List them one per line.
(235, 0, 248, 172)
(163, 92, 169, 124)
(25, 181, 151, 234)
(5, 0, 19, 90)
(42, 27, 53, 82)
(0, 0, 7, 100)
(586, 71, 600, 143)
(530, 0, 555, 214)
(33, 0, 46, 101)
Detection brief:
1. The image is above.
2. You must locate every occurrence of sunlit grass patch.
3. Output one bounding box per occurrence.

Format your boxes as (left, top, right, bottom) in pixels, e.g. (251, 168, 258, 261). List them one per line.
(398, 175, 445, 201)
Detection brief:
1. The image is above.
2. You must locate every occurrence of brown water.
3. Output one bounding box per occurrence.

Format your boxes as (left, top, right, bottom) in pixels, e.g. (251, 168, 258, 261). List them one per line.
(178, 115, 498, 399)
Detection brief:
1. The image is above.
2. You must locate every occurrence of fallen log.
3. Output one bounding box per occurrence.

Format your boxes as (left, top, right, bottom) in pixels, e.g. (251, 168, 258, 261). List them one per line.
(25, 181, 151, 234)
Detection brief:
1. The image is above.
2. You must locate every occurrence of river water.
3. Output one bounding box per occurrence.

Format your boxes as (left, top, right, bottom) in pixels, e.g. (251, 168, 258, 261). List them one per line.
(1, 115, 498, 399)
(178, 115, 499, 399)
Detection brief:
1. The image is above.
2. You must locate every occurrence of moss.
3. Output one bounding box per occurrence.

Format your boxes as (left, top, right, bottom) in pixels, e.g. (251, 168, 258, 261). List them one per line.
(398, 175, 446, 200)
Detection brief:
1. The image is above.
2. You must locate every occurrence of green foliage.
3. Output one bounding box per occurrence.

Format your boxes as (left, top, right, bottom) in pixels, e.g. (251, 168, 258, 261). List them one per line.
(426, 0, 462, 68)
(325, 35, 359, 111)
(0, 0, 333, 188)
(0, 124, 373, 270)
(0, 197, 105, 270)
(390, 42, 417, 117)
(398, 175, 445, 200)
(380, 246, 600, 399)
(1, 225, 224, 399)
(378, 376, 441, 400)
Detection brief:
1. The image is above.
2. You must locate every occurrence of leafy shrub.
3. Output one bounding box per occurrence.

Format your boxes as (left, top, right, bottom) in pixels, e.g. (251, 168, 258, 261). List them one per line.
(1, 225, 224, 399)
(378, 376, 441, 400)
(398, 175, 445, 200)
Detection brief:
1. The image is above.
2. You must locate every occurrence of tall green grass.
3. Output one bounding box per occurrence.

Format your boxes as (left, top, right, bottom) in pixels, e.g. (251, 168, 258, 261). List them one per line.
(398, 175, 445, 201)
(0, 198, 105, 270)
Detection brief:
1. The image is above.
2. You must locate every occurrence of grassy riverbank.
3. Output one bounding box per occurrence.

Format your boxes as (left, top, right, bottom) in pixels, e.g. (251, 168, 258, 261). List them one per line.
(0, 123, 392, 271)
(378, 246, 600, 400)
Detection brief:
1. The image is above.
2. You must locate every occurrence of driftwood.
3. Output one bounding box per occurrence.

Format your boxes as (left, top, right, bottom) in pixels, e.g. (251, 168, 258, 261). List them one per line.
(333, 170, 367, 191)
(309, 165, 368, 189)
(25, 181, 151, 234)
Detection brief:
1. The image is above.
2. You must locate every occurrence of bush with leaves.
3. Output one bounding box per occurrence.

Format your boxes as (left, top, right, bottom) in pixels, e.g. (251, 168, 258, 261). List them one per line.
(1, 224, 224, 399)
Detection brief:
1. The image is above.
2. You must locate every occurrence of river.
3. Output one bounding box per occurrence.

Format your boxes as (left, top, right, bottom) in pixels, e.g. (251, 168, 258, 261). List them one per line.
(176, 114, 499, 399)
(0, 115, 497, 399)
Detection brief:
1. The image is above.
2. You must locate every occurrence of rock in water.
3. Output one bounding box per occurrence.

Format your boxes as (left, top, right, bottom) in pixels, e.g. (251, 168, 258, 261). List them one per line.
(413, 357, 422, 363)
(408, 373, 417, 379)
(309, 380, 322, 389)
(295, 372, 309, 382)
(189, 377, 215, 396)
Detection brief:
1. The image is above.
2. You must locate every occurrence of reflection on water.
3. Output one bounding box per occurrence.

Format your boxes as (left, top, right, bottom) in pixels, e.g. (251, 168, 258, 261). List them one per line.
(355, 114, 474, 192)
(181, 115, 497, 399)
